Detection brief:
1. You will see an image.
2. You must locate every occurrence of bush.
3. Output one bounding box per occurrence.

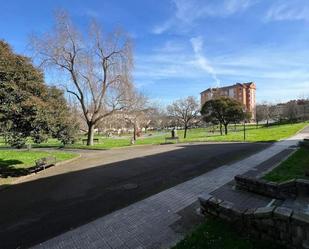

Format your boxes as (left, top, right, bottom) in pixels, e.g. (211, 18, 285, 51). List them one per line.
(30, 130, 49, 144)
(54, 121, 79, 146)
(7, 132, 27, 148)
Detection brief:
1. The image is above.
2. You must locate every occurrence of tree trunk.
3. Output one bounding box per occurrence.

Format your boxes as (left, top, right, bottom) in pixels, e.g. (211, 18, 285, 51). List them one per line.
(220, 123, 223, 135)
(133, 125, 137, 141)
(87, 124, 95, 146)
(256, 121, 259, 129)
(224, 124, 228, 135)
(184, 126, 188, 139)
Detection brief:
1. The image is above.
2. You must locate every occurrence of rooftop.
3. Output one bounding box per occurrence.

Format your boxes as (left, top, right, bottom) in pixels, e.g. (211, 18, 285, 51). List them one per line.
(200, 82, 255, 94)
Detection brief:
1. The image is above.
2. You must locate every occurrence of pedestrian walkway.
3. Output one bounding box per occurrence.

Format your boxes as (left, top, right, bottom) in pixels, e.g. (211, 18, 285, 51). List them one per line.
(33, 129, 308, 249)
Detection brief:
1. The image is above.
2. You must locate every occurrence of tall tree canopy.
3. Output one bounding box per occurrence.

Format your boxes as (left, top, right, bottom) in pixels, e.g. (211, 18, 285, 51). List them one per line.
(201, 97, 246, 135)
(32, 11, 133, 145)
(167, 96, 200, 138)
(0, 40, 77, 147)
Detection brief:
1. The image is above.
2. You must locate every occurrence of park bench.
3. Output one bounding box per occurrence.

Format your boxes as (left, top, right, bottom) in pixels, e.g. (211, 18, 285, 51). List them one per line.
(33, 156, 57, 172)
(82, 138, 99, 144)
(165, 136, 179, 143)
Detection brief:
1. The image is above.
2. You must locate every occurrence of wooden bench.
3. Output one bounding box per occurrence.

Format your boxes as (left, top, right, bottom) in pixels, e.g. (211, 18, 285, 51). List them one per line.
(34, 156, 57, 171)
(165, 137, 179, 143)
(82, 138, 99, 144)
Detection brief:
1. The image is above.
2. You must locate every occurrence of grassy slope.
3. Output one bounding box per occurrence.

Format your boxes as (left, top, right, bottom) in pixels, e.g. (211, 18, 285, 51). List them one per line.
(0, 150, 77, 169)
(263, 147, 309, 182)
(0, 122, 307, 150)
(172, 218, 283, 249)
(0, 150, 78, 185)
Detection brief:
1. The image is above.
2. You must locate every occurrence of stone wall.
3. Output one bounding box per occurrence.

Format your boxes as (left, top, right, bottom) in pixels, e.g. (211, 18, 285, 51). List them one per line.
(300, 139, 309, 148)
(199, 194, 309, 249)
(234, 175, 309, 199)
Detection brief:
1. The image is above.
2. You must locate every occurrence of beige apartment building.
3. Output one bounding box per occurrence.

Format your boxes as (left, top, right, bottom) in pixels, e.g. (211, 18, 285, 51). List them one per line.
(200, 82, 256, 120)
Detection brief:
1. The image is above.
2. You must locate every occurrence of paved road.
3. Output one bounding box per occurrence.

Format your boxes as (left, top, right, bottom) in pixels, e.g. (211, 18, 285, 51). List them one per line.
(0, 142, 270, 248)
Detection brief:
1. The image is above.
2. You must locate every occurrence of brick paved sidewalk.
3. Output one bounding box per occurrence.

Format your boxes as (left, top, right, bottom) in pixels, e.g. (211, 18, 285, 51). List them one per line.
(33, 130, 308, 249)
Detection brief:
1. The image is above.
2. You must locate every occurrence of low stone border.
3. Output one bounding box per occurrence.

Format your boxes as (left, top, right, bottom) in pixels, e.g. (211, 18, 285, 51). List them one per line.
(199, 193, 309, 249)
(235, 175, 309, 199)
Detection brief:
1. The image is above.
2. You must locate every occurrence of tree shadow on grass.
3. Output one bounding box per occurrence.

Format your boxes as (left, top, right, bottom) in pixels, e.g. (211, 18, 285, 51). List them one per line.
(0, 159, 29, 178)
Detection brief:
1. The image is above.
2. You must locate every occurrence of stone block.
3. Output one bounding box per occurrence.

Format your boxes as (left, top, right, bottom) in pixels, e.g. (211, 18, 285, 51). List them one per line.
(231, 206, 247, 218)
(279, 179, 296, 188)
(198, 193, 213, 206)
(279, 231, 289, 241)
(292, 212, 309, 226)
(292, 234, 303, 246)
(296, 179, 309, 196)
(208, 197, 223, 207)
(267, 228, 280, 239)
(260, 232, 273, 242)
(218, 200, 233, 211)
(306, 229, 309, 240)
(244, 208, 256, 218)
(276, 220, 288, 233)
(254, 206, 275, 218)
(303, 240, 309, 249)
(250, 229, 261, 239)
(296, 179, 309, 186)
(274, 207, 293, 220)
(296, 226, 304, 238)
(261, 218, 274, 227)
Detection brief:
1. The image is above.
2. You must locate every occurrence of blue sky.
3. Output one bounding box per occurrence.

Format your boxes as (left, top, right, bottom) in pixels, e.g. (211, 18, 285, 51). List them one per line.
(1, 0, 309, 104)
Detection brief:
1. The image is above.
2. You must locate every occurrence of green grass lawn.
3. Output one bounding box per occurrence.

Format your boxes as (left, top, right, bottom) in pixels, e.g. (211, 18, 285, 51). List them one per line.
(172, 218, 283, 249)
(263, 146, 309, 183)
(0, 150, 78, 185)
(178, 122, 307, 143)
(0, 122, 307, 150)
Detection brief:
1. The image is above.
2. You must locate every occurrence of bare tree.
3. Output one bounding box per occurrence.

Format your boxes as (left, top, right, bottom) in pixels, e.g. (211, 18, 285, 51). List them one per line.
(269, 104, 281, 124)
(138, 107, 161, 133)
(123, 91, 149, 141)
(257, 102, 279, 126)
(256, 104, 267, 127)
(31, 11, 133, 145)
(167, 96, 200, 138)
(283, 101, 298, 122)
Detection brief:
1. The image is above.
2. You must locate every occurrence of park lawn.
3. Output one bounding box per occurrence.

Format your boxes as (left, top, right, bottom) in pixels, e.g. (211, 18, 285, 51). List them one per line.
(63, 122, 309, 148)
(263, 147, 309, 183)
(179, 122, 308, 143)
(172, 217, 283, 249)
(31, 133, 168, 150)
(0, 122, 307, 150)
(0, 150, 78, 185)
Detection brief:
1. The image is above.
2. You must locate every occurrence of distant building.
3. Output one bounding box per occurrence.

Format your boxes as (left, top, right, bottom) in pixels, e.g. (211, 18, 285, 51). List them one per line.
(200, 82, 256, 120)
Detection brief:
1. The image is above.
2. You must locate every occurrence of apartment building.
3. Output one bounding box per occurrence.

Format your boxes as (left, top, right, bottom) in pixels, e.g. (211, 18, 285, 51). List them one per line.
(200, 82, 256, 120)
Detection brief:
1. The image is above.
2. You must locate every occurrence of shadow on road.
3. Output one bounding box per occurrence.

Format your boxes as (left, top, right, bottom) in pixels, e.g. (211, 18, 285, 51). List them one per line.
(0, 142, 271, 249)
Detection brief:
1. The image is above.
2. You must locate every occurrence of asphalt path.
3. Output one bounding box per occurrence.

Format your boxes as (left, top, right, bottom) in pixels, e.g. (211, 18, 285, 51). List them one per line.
(0, 142, 270, 249)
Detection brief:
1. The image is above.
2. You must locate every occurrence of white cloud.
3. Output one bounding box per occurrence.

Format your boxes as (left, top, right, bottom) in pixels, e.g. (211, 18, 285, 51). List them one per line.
(152, 19, 174, 34)
(134, 41, 309, 103)
(152, 0, 256, 34)
(266, 1, 309, 22)
(190, 36, 220, 86)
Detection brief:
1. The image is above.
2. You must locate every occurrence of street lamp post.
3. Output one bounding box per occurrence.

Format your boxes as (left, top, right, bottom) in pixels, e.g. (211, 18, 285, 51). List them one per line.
(243, 108, 246, 141)
(243, 119, 246, 141)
